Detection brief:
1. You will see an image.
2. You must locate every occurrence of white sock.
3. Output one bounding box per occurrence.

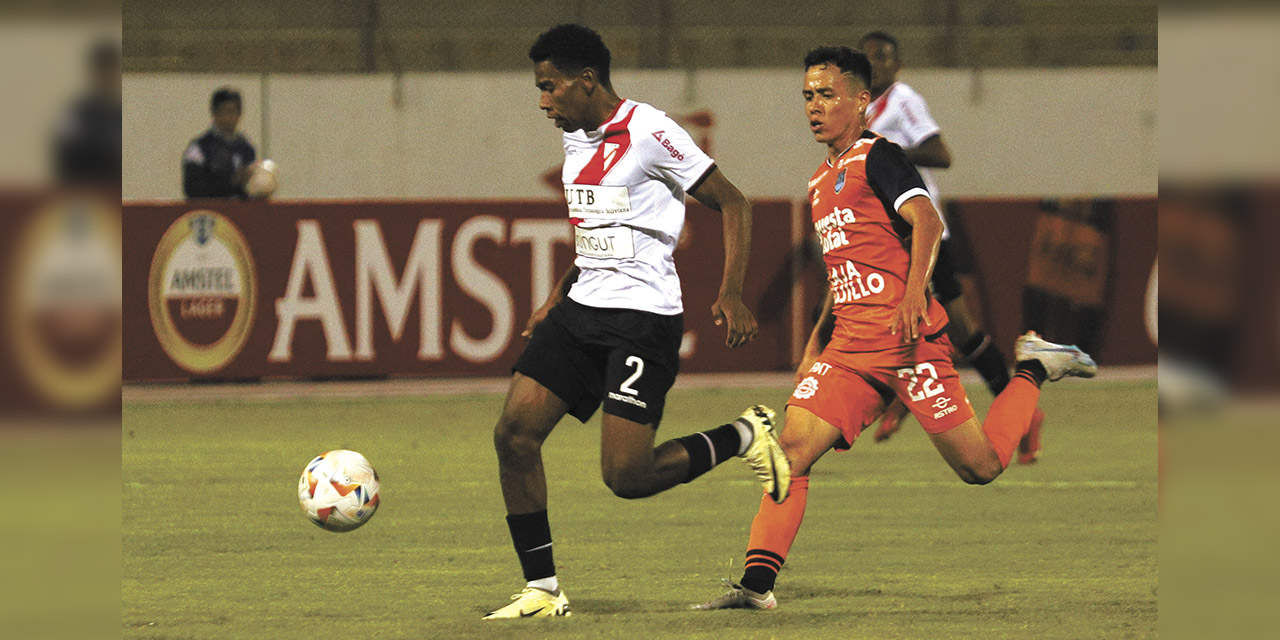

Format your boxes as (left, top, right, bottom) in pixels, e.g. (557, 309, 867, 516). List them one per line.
(733, 419, 754, 456)
(527, 576, 559, 594)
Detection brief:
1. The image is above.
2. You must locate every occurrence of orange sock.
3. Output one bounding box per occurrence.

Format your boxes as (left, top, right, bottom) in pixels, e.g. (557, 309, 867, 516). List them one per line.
(741, 475, 809, 593)
(982, 375, 1042, 467)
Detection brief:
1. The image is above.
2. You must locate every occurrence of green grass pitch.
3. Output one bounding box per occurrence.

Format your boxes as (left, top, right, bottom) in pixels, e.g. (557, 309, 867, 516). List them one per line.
(123, 379, 1156, 639)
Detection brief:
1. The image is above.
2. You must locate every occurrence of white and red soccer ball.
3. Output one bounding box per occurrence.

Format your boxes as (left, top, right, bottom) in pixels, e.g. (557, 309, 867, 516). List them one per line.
(245, 159, 279, 198)
(298, 450, 380, 532)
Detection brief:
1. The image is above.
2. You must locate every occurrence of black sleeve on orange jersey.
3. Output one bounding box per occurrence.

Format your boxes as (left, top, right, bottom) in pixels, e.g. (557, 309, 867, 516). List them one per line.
(866, 137, 929, 237)
(866, 137, 928, 212)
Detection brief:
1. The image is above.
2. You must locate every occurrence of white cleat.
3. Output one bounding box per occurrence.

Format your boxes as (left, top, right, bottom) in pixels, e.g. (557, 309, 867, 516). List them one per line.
(482, 587, 571, 619)
(1015, 332, 1098, 382)
(736, 405, 791, 503)
(693, 578, 777, 610)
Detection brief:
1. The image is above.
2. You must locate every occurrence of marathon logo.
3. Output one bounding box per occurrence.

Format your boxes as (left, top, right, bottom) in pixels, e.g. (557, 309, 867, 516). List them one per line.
(608, 391, 648, 408)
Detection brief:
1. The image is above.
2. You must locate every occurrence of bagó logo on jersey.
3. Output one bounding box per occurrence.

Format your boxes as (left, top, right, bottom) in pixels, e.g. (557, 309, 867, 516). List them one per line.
(651, 131, 685, 161)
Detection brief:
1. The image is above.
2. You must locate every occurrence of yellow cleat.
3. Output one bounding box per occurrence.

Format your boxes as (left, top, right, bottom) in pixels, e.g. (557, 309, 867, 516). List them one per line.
(482, 587, 571, 620)
(737, 405, 791, 503)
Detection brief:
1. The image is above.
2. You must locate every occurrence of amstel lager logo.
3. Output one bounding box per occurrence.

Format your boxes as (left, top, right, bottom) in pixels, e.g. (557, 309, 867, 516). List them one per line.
(148, 210, 256, 374)
(8, 197, 122, 409)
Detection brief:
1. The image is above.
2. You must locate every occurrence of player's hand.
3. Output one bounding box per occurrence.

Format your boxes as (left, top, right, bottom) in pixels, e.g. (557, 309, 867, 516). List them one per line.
(889, 289, 930, 342)
(711, 293, 757, 348)
(521, 302, 554, 339)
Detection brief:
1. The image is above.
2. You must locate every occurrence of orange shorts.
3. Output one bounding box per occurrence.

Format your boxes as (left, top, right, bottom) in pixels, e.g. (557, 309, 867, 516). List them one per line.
(786, 334, 975, 449)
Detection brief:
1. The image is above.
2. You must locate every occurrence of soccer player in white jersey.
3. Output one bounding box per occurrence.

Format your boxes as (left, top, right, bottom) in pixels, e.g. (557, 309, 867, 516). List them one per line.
(858, 31, 1045, 460)
(483, 24, 791, 620)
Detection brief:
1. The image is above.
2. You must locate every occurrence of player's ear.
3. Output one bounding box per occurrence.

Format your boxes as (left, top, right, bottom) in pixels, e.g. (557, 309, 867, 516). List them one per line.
(579, 67, 597, 94)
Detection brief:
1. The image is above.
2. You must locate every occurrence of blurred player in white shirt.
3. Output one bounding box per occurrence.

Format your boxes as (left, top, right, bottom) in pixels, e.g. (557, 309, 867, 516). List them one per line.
(858, 31, 1045, 458)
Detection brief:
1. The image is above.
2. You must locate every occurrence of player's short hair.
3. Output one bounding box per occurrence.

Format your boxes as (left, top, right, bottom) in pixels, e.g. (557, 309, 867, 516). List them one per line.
(803, 46, 872, 91)
(859, 31, 901, 61)
(210, 87, 242, 113)
(529, 23, 612, 88)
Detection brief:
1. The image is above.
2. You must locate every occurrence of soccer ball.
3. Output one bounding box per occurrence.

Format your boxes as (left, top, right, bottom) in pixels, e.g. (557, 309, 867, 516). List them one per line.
(298, 450, 381, 532)
(245, 159, 279, 198)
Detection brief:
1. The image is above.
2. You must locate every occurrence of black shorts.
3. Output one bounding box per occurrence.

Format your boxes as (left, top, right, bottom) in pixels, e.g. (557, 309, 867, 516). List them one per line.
(513, 298, 682, 426)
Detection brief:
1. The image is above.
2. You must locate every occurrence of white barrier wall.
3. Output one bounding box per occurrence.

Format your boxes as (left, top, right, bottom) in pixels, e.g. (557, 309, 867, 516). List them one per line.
(124, 67, 1156, 201)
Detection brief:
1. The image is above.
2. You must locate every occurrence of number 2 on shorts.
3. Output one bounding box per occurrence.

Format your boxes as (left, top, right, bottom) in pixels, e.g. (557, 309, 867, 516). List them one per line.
(897, 363, 943, 402)
(619, 356, 644, 396)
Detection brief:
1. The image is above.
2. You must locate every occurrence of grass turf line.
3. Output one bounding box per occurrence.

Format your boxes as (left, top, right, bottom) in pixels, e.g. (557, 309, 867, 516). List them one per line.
(123, 380, 1156, 639)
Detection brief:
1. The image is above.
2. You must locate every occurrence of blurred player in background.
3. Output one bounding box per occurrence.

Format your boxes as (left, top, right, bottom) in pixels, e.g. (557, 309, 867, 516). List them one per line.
(857, 31, 1045, 461)
(181, 87, 256, 199)
(53, 39, 120, 189)
(695, 46, 1097, 611)
(484, 24, 790, 620)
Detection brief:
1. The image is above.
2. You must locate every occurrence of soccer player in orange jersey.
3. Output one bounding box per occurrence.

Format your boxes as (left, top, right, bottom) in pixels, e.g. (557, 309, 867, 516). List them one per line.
(857, 31, 1045, 456)
(695, 46, 1097, 611)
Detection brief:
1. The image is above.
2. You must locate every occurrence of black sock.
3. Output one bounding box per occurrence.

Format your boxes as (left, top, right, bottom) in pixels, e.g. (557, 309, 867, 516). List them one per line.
(506, 510, 555, 582)
(673, 422, 744, 483)
(1015, 360, 1048, 388)
(741, 550, 783, 594)
(960, 331, 1012, 396)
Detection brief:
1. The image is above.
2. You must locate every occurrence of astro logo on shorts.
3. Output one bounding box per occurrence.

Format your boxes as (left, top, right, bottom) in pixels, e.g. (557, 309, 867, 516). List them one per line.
(931, 395, 956, 419)
(793, 376, 820, 400)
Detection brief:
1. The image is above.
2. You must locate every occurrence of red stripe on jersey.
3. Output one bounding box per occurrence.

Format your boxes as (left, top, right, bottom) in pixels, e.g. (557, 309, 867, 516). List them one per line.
(572, 105, 637, 185)
(866, 83, 896, 129)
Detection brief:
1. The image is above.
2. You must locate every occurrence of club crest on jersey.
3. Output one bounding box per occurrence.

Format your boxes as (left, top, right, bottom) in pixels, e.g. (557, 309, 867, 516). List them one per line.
(834, 169, 846, 193)
(601, 142, 621, 172)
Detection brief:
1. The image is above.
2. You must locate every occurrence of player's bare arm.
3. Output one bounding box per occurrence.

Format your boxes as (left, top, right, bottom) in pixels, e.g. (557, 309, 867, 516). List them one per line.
(689, 166, 758, 348)
(904, 134, 952, 169)
(889, 195, 943, 341)
(521, 265, 581, 338)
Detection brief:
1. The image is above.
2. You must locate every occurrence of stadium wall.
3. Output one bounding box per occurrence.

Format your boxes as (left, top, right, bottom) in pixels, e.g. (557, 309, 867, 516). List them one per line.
(123, 197, 1155, 383)
(123, 67, 1156, 202)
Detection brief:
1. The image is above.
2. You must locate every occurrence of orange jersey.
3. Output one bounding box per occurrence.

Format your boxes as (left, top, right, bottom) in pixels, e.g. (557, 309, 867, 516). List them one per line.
(808, 131, 948, 352)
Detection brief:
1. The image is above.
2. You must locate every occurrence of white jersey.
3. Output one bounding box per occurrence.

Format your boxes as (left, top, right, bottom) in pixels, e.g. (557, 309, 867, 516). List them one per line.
(560, 98, 715, 315)
(866, 82, 949, 237)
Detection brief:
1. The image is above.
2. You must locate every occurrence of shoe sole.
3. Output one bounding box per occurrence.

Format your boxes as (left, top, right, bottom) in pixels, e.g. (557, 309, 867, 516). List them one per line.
(746, 406, 788, 504)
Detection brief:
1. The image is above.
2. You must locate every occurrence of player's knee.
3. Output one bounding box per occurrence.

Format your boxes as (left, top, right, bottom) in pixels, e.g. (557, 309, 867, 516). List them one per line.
(493, 418, 541, 462)
(601, 468, 651, 500)
(958, 461, 1002, 485)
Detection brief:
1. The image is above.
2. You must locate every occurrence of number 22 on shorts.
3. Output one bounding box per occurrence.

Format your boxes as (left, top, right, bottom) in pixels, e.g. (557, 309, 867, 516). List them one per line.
(897, 363, 943, 402)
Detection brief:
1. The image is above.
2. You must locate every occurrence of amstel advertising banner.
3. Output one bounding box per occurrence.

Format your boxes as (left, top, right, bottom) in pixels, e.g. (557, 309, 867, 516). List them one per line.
(124, 200, 799, 382)
(124, 198, 1160, 384)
